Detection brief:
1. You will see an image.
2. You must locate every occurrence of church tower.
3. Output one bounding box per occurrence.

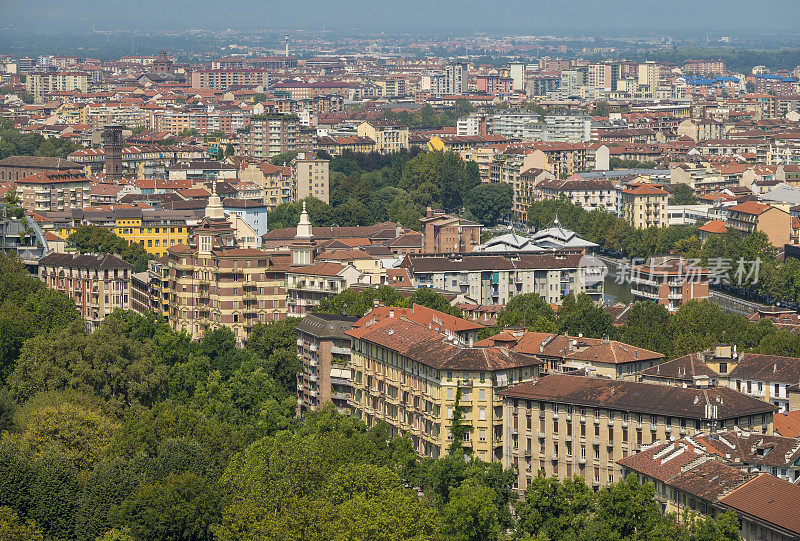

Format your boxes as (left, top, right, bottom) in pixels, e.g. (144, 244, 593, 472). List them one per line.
(291, 202, 315, 266)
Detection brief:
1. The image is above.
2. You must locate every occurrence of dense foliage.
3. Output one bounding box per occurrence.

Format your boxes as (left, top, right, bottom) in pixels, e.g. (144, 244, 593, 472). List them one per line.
(67, 225, 156, 273)
(0, 119, 81, 160)
(268, 150, 493, 231)
(382, 100, 474, 129)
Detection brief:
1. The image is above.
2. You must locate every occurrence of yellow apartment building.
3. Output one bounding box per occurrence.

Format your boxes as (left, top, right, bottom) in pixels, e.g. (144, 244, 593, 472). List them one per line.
(346, 316, 542, 461)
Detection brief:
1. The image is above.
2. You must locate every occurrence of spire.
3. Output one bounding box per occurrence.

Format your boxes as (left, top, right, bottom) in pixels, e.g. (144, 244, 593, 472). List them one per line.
(296, 201, 313, 240)
(205, 180, 225, 220)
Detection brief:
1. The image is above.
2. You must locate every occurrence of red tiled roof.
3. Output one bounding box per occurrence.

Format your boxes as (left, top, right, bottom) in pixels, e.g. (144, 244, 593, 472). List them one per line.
(728, 200, 772, 215)
(773, 410, 800, 439)
(719, 474, 800, 537)
(698, 220, 728, 234)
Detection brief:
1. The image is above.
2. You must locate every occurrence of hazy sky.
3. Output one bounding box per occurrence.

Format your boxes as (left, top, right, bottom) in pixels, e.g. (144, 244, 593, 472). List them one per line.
(2, 0, 799, 33)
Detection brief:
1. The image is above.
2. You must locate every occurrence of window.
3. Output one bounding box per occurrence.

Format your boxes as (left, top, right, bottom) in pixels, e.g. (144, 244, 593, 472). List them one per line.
(447, 388, 454, 400)
(479, 389, 486, 401)
(479, 408, 486, 421)
(553, 420, 559, 434)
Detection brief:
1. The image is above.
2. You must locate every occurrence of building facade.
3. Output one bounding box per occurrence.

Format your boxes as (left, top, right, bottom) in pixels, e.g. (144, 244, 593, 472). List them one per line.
(346, 315, 542, 461)
(39, 253, 132, 330)
(500, 374, 776, 493)
(296, 313, 359, 415)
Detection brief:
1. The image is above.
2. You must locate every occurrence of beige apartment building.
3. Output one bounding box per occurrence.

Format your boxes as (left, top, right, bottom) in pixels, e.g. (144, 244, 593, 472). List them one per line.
(726, 201, 791, 247)
(357, 121, 410, 154)
(476, 330, 663, 380)
(346, 316, 543, 461)
(292, 153, 329, 204)
(620, 184, 669, 229)
(244, 114, 303, 159)
(534, 178, 617, 215)
(499, 374, 776, 493)
(167, 194, 289, 343)
(511, 168, 557, 223)
(677, 119, 726, 142)
(240, 162, 293, 209)
(39, 253, 132, 331)
(26, 71, 89, 102)
(16, 171, 91, 213)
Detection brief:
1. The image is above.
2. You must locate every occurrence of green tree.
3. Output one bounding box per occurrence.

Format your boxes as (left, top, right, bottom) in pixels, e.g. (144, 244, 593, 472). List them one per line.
(109, 472, 221, 541)
(464, 182, 513, 226)
(68, 225, 155, 272)
(557, 293, 616, 339)
(314, 286, 405, 317)
(440, 479, 501, 541)
(496, 293, 557, 330)
(404, 288, 462, 317)
(593, 474, 677, 538)
(0, 506, 43, 541)
(11, 390, 119, 470)
(669, 184, 699, 205)
(270, 151, 299, 166)
(516, 475, 595, 539)
(620, 302, 674, 356)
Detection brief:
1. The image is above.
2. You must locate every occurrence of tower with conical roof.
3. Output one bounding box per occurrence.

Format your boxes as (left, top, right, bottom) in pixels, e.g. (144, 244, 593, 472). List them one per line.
(291, 201, 315, 265)
(205, 181, 225, 220)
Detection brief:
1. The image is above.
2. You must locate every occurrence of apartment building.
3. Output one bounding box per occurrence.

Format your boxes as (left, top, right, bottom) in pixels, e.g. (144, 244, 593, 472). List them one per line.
(509, 168, 557, 223)
(726, 353, 800, 413)
(39, 253, 132, 331)
(16, 171, 91, 213)
(620, 184, 669, 229)
(534, 178, 617, 214)
(284, 204, 369, 316)
(726, 201, 791, 247)
(346, 315, 543, 461)
(190, 68, 269, 91)
(630, 258, 711, 312)
(240, 162, 293, 208)
(402, 252, 605, 305)
(296, 313, 359, 415)
(445, 62, 469, 95)
(677, 119, 725, 142)
(166, 195, 289, 343)
(500, 374, 776, 492)
(419, 208, 482, 254)
(286, 261, 367, 316)
(356, 121, 410, 154)
(292, 153, 329, 204)
(244, 114, 302, 159)
(26, 71, 89, 102)
(587, 62, 620, 91)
